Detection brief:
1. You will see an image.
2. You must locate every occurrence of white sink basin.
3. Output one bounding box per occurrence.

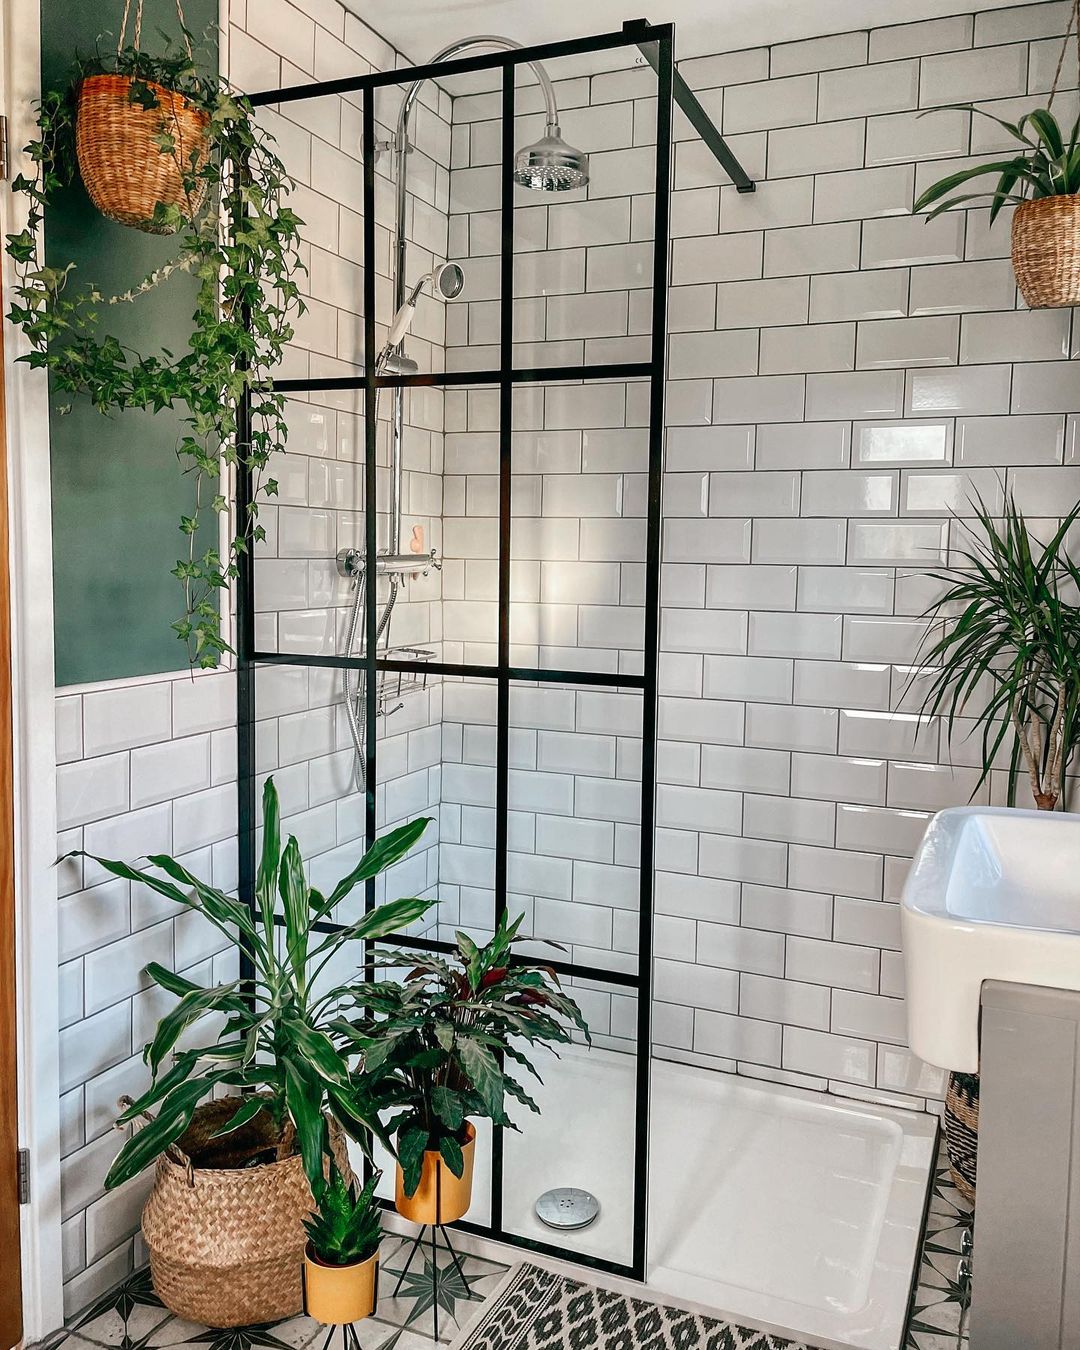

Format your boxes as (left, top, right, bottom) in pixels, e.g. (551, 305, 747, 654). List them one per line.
(902, 806, 1080, 1072)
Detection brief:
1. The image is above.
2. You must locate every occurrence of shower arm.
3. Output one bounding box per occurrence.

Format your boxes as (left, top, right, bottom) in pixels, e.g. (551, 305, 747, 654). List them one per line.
(391, 34, 559, 314)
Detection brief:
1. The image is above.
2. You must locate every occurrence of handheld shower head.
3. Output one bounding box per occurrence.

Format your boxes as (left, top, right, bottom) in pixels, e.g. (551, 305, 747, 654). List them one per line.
(381, 263, 467, 361)
(513, 123, 589, 192)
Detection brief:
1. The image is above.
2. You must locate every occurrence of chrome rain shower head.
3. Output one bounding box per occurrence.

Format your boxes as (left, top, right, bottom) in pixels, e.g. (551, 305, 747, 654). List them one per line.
(513, 123, 589, 191)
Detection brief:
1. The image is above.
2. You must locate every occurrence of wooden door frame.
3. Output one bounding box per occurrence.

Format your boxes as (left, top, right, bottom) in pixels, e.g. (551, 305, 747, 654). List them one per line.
(1, 0, 65, 1337)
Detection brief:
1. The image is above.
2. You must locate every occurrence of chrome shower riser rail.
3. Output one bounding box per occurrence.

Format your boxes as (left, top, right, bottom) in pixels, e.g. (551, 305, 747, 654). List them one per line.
(236, 22, 675, 1285)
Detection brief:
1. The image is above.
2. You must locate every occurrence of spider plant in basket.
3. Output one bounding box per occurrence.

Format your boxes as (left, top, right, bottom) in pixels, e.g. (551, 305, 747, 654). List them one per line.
(914, 491, 1080, 1202)
(341, 912, 590, 1225)
(65, 776, 436, 1327)
(913, 104, 1080, 308)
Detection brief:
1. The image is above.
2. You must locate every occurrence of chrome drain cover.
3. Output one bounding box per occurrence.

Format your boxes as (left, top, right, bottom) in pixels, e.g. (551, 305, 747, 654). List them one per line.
(535, 1187, 600, 1230)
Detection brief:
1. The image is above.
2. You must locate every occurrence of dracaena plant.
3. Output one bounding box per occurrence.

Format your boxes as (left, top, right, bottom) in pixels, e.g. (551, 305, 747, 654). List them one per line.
(916, 493, 1080, 811)
(66, 776, 435, 1190)
(914, 106, 1080, 223)
(304, 1163, 382, 1266)
(342, 913, 590, 1197)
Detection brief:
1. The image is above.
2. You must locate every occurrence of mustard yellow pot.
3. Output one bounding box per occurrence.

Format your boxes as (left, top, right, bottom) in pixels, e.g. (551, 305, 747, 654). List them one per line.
(394, 1123, 476, 1224)
(302, 1246, 379, 1325)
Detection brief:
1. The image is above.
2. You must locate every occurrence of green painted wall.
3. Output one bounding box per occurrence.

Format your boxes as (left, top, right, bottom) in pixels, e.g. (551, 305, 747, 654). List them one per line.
(42, 0, 218, 686)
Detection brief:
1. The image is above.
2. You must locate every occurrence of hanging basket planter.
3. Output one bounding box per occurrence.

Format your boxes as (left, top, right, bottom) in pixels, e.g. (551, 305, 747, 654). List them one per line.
(1012, 194, 1080, 309)
(75, 73, 211, 233)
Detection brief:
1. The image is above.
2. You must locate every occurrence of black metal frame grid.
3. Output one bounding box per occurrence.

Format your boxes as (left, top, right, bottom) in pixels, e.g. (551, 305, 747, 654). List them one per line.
(237, 23, 677, 1283)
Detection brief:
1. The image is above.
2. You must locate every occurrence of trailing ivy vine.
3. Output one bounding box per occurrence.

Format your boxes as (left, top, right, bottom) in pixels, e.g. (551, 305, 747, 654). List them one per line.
(5, 40, 305, 666)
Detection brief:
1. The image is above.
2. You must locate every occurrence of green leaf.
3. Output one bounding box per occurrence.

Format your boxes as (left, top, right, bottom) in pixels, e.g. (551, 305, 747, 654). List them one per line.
(278, 836, 309, 984)
(145, 980, 243, 1073)
(256, 777, 281, 928)
(208, 1096, 267, 1139)
(106, 1072, 227, 1189)
(431, 1085, 465, 1132)
(438, 1134, 464, 1179)
(318, 818, 432, 915)
(397, 1122, 428, 1197)
(457, 1038, 505, 1121)
(284, 1058, 326, 1189)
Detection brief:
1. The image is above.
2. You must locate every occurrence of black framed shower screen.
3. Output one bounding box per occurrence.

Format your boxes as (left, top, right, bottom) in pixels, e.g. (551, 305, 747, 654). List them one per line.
(237, 23, 674, 1281)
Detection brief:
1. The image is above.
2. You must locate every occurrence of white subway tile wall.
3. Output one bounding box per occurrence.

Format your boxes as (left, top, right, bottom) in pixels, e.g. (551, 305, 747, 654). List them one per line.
(53, 0, 1080, 1315)
(442, 0, 1077, 1106)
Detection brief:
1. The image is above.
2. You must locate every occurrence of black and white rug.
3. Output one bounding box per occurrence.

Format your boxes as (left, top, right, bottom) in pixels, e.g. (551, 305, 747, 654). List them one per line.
(450, 1264, 811, 1350)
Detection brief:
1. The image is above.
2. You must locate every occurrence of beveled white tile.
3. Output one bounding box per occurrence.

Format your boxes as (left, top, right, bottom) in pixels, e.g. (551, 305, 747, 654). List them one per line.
(865, 108, 969, 166)
(857, 316, 959, 369)
(806, 369, 905, 421)
(765, 221, 862, 277)
(920, 44, 1028, 106)
(820, 59, 919, 120)
(909, 259, 1017, 315)
(768, 119, 866, 178)
(854, 419, 954, 466)
(716, 276, 810, 329)
(810, 269, 909, 323)
(863, 214, 965, 269)
(908, 365, 1012, 416)
(756, 421, 851, 469)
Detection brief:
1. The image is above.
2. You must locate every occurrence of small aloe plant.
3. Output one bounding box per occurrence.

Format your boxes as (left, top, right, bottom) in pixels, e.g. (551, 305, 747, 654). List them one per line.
(914, 105, 1080, 223)
(304, 1164, 382, 1266)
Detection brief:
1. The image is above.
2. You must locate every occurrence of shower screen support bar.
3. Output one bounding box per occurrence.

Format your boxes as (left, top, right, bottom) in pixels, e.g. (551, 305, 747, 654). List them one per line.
(234, 20, 674, 1286)
(625, 18, 756, 193)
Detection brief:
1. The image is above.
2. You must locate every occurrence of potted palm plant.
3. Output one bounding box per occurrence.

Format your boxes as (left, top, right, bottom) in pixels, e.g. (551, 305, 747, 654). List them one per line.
(67, 776, 434, 1326)
(346, 913, 590, 1225)
(916, 492, 1080, 1199)
(303, 1164, 382, 1326)
(914, 105, 1080, 308)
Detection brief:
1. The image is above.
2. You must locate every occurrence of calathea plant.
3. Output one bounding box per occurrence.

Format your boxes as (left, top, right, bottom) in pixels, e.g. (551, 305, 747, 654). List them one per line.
(67, 777, 435, 1190)
(344, 913, 590, 1195)
(5, 35, 304, 666)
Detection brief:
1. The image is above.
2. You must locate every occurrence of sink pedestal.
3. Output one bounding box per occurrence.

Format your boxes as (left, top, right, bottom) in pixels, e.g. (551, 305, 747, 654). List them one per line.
(971, 980, 1080, 1349)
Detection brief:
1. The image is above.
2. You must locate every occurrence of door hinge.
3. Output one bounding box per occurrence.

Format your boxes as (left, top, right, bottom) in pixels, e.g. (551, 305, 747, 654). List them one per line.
(17, 1148, 30, 1205)
(0, 115, 9, 182)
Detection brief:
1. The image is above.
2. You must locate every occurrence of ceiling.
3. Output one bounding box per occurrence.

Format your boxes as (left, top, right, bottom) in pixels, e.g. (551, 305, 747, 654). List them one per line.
(349, 0, 1027, 81)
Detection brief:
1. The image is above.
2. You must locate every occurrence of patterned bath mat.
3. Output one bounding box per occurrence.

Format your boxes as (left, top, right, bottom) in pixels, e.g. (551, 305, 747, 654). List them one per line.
(450, 1263, 812, 1350)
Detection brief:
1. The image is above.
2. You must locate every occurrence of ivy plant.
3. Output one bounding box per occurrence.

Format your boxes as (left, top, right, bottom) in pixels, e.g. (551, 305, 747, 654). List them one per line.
(5, 37, 304, 666)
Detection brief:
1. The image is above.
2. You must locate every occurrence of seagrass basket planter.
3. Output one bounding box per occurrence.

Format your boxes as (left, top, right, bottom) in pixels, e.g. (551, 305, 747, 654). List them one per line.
(75, 73, 210, 232)
(139, 1097, 351, 1327)
(943, 1071, 979, 1204)
(1012, 194, 1080, 309)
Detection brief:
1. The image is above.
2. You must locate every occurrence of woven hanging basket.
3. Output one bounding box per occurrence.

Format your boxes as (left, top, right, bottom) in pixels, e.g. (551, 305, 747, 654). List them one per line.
(943, 1071, 979, 1205)
(75, 73, 211, 233)
(140, 1097, 352, 1327)
(1012, 194, 1080, 309)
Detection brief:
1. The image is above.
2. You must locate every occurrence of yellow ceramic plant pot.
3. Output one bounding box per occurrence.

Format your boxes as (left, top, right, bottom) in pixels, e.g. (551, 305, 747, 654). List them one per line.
(394, 1123, 476, 1224)
(303, 1246, 379, 1325)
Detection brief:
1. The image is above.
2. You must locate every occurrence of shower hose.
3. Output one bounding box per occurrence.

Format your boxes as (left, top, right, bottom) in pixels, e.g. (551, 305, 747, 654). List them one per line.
(341, 382, 400, 792)
(342, 565, 398, 792)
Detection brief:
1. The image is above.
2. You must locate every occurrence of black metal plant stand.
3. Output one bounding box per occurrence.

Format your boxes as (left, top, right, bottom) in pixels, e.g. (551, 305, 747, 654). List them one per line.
(316, 1322, 367, 1350)
(390, 1222, 473, 1342)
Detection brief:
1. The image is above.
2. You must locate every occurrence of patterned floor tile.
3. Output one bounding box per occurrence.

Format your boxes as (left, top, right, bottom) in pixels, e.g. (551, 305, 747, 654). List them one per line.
(53, 1141, 958, 1350)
